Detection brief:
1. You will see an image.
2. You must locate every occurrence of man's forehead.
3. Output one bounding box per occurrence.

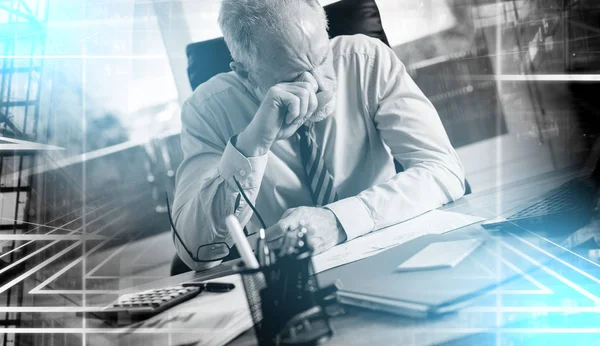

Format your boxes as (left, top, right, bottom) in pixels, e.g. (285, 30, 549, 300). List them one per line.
(258, 15, 329, 79)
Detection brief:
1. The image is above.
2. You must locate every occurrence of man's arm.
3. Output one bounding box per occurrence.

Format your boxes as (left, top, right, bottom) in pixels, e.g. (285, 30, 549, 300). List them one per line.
(174, 79, 323, 270)
(327, 37, 466, 240)
(172, 100, 268, 271)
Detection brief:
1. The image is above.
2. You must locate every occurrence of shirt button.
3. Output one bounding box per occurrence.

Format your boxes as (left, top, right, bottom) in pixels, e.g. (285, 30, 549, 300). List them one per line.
(239, 170, 246, 177)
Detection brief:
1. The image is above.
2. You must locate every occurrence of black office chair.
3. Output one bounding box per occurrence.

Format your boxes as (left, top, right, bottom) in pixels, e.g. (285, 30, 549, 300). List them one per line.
(172, 0, 469, 276)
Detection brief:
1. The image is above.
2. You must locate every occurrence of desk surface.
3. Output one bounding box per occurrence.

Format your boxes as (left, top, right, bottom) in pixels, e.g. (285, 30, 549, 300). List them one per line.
(94, 168, 600, 345)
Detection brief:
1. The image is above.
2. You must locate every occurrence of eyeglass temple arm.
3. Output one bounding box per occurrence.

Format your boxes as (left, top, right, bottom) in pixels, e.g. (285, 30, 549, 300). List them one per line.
(165, 192, 198, 261)
(165, 178, 265, 259)
(233, 176, 267, 230)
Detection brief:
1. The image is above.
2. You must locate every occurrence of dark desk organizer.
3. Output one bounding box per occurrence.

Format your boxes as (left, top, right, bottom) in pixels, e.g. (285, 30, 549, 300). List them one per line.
(237, 249, 338, 346)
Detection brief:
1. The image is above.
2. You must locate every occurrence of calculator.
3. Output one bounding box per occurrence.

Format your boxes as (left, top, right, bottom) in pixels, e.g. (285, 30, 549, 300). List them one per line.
(89, 285, 202, 325)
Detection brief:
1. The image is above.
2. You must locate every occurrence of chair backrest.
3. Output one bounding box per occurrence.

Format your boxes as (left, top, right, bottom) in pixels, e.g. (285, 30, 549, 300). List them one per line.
(186, 37, 232, 92)
(185, 0, 389, 91)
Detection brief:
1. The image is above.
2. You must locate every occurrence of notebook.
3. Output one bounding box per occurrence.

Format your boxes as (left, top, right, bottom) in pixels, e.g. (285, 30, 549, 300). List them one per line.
(396, 239, 483, 272)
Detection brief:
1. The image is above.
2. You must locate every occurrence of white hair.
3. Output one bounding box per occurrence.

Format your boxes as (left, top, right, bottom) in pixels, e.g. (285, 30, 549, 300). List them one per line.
(218, 0, 328, 69)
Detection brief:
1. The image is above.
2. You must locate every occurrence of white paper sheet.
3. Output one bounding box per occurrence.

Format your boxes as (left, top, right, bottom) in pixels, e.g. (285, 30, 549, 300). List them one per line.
(312, 210, 485, 273)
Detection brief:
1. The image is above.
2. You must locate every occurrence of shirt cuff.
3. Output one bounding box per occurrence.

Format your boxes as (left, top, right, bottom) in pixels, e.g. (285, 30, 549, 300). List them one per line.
(325, 197, 375, 241)
(219, 136, 269, 189)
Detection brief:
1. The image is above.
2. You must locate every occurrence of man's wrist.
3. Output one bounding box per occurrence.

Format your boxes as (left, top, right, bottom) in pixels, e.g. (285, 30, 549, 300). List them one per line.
(324, 208, 347, 244)
(236, 127, 272, 157)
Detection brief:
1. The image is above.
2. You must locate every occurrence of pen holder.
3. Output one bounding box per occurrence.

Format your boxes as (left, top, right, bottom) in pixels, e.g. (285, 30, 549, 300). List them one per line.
(237, 250, 335, 346)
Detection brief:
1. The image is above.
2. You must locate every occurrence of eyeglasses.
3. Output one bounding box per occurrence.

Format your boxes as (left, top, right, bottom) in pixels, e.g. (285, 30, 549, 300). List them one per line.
(166, 177, 269, 263)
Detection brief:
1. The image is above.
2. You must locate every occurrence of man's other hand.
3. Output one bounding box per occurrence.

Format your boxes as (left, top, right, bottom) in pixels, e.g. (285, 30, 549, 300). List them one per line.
(266, 206, 346, 255)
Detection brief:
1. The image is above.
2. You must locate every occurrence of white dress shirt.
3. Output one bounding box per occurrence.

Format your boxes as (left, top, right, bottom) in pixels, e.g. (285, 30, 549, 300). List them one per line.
(172, 34, 465, 271)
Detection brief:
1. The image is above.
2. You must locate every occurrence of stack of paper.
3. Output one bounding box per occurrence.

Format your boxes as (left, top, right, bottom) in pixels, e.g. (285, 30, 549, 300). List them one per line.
(312, 209, 484, 273)
(117, 274, 253, 346)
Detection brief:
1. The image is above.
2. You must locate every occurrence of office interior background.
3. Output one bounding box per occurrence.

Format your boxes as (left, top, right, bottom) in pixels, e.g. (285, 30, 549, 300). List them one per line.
(0, 0, 599, 344)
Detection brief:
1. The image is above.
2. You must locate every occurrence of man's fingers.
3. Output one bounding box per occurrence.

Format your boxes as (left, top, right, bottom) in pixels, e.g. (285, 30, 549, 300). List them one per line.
(308, 88, 318, 114)
(294, 81, 318, 121)
(295, 72, 319, 92)
(287, 80, 317, 94)
(274, 91, 300, 125)
(265, 223, 285, 242)
(284, 86, 310, 123)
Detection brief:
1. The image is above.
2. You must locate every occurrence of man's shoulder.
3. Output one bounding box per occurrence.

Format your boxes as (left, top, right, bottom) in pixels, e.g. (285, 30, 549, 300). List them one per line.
(330, 34, 387, 59)
(185, 71, 246, 108)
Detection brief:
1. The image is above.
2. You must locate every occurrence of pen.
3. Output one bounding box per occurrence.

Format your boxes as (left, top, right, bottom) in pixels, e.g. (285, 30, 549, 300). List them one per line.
(256, 228, 273, 267)
(225, 215, 260, 269)
(181, 282, 236, 292)
(279, 226, 295, 257)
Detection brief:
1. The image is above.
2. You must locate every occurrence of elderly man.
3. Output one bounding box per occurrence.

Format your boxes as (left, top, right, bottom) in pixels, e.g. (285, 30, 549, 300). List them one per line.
(172, 0, 465, 271)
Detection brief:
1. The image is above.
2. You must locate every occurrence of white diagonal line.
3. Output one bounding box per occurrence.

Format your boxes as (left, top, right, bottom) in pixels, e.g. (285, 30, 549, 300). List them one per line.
(0, 240, 34, 260)
(499, 257, 552, 294)
(31, 196, 153, 293)
(28, 289, 117, 294)
(509, 230, 600, 283)
(502, 242, 600, 304)
(0, 241, 81, 294)
(0, 196, 118, 249)
(0, 196, 121, 255)
(87, 276, 161, 280)
(28, 257, 83, 293)
(129, 234, 161, 265)
(0, 307, 101, 312)
(0, 210, 125, 277)
(28, 213, 128, 293)
(0, 217, 84, 233)
(472, 74, 600, 81)
(463, 306, 600, 313)
(484, 245, 553, 294)
(0, 235, 106, 241)
(84, 243, 127, 278)
(514, 227, 600, 271)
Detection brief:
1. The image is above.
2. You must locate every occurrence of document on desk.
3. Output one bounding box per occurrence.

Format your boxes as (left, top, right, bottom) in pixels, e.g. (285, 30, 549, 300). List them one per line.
(312, 210, 485, 273)
(117, 274, 252, 346)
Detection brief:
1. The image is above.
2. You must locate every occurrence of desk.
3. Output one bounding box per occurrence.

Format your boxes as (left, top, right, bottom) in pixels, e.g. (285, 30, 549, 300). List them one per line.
(91, 168, 600, 345)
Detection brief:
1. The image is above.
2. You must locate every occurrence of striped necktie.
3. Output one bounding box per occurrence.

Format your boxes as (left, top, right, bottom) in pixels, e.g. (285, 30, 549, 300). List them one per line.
(297, 125, 339, 206)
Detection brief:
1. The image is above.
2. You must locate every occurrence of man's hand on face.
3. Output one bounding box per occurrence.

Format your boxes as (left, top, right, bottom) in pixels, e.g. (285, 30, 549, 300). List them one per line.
(266, 206, 346, 255)
(235, 79, 316, 157)
(236, 73, 333, 158)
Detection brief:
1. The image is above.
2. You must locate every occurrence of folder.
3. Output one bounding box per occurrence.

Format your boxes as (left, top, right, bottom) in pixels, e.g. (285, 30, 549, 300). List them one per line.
(318, 224, 536, 318)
